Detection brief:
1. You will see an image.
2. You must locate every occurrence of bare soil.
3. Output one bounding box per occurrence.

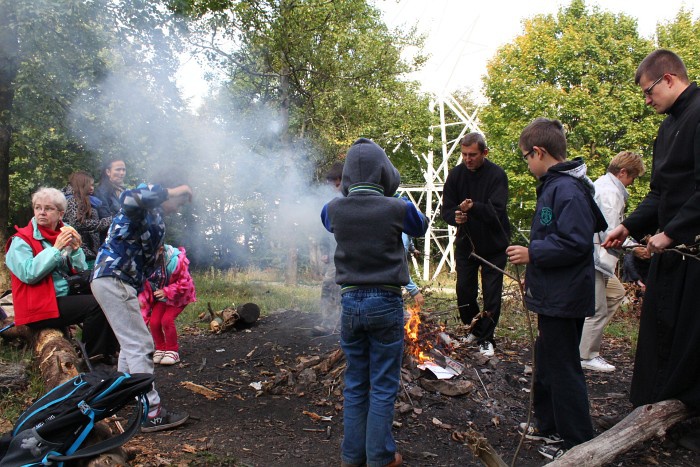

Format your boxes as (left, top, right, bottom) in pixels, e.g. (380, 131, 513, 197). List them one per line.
(125, 309, 700, 466)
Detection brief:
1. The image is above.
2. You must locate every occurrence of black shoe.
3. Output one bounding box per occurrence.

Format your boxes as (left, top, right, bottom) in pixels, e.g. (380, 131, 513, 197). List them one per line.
(518, 423, 563, 444)
(538, 444, 566, 460)
(141, 407, 189, 433)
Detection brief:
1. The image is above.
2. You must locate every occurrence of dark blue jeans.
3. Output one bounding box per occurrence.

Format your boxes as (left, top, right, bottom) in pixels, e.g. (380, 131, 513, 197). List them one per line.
(340, 289, 404, 467)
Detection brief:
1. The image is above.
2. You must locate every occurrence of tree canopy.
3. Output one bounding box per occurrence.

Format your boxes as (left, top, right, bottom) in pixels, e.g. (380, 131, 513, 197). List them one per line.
(480, 0, 658, 229)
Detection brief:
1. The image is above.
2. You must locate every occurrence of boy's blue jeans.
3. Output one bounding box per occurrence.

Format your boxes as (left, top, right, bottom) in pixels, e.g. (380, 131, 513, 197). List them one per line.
(340, 288, 404, 467)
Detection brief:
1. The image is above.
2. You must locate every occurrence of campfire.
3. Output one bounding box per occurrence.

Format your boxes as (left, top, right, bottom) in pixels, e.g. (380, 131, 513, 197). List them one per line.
(403, 303, 433, 362)
(403, 304, 464, 379)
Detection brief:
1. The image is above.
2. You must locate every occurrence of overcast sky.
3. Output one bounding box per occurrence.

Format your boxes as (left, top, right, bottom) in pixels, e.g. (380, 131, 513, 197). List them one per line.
(376, 0, 696, 98)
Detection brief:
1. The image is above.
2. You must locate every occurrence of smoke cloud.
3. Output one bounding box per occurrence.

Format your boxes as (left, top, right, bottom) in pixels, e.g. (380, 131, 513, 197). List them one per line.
(66, 6, 338, 271)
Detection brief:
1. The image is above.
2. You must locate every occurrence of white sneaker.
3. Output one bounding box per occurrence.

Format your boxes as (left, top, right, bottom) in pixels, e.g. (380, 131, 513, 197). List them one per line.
(581, 356, 615, 372)
(153, 350, 165, 364)
(479, 341, 495, 357)
(160, 351, 181, 366)
(462, 333, 478, 344)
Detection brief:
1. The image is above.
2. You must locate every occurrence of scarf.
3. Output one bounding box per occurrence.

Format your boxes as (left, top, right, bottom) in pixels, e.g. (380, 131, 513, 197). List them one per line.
(36, 221, 64, 245)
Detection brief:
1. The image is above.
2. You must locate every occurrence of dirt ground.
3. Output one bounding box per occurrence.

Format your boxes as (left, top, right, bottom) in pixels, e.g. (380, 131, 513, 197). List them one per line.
(123, 308, 700, 467)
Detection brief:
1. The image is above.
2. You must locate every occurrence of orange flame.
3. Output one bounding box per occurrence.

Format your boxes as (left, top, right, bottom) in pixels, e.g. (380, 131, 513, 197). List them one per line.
(404, 303, 433, 362)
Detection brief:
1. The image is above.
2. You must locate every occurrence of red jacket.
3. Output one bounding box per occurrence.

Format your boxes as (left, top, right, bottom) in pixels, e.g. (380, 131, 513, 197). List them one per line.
(5, 222, 60, 325)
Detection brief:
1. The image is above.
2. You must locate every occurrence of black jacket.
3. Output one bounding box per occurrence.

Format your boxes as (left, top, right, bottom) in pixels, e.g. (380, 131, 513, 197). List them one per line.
(441, 159, 511, 256)
(623, 82, 700, 245)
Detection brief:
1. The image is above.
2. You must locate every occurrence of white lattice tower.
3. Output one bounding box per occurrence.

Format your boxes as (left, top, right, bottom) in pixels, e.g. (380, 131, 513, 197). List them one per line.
(398, 94, 482, 281)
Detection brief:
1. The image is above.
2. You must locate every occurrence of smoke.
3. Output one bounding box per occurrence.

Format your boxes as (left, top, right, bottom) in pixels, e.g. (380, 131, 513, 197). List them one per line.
(66, 4, 337, 271)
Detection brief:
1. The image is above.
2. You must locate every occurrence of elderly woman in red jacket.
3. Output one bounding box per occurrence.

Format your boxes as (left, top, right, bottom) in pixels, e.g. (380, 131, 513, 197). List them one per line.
(5, 187, 117, 360)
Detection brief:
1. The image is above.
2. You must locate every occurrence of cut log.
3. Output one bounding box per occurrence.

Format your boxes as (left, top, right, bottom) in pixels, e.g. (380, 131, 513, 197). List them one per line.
(548, 399, 691, 466)
(0, 318, 33, 342)
(0, 359, 29, 392)
(33, 328, 81, 388)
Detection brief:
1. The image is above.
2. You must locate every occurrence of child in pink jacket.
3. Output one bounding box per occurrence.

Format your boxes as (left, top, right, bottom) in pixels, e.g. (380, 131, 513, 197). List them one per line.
(139, 245, 196, 365)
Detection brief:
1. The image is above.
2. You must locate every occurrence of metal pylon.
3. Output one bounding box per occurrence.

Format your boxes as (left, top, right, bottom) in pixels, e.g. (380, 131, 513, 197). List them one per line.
(398, 94, 481, 281)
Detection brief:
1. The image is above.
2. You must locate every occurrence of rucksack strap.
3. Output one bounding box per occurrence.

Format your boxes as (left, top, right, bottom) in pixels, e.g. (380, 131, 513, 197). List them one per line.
(44, 395, 148, 463)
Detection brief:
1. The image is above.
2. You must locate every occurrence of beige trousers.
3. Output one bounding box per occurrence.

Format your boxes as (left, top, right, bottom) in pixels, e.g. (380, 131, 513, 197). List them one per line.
(579, 271, 626, 360)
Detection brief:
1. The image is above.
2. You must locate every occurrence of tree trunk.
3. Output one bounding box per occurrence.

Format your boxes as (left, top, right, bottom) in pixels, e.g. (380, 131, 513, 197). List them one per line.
(548, 400, 691, 466)
(0, 2, 20, 291)
(33, 328, 82, 388)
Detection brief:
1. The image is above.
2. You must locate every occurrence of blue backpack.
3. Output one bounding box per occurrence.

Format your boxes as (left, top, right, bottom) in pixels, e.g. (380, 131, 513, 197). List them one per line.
(0, 371, 154, 466)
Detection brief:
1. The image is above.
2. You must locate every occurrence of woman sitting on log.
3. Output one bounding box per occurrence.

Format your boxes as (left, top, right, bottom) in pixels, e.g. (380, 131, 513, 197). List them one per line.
(62, 171, 113, 268)
(4, 187, 117, 361)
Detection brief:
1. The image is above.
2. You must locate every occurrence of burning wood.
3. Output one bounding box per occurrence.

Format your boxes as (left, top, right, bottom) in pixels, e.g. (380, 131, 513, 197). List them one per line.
(404, 304, 463, 379)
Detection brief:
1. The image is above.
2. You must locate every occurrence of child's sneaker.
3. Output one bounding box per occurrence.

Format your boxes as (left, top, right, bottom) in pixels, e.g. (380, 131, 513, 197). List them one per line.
(537, 443, 566, 460)
(141, 406, 189, 433)
(160, 351, 180, 365)
(518, 422, 563, 444)
(153, 350, 165, 364)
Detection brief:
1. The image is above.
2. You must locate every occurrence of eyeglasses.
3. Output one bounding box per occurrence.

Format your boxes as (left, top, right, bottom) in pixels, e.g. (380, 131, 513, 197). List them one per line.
(34, 205, 58, 213)
(643, 75, 665, 96)
(522, 149, 535, 160)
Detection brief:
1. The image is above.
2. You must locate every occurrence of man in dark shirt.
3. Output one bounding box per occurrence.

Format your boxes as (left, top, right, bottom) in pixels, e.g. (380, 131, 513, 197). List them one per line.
(441, 133, 511, 357)
(604, 50, 700, 424)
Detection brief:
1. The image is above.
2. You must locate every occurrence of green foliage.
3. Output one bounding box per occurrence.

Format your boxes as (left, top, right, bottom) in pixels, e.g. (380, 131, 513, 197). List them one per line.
(182, 0, 433, 174)
(656, 8, 700, 82)
(481, 0, 657, 228)
(5, 0, 188, 228)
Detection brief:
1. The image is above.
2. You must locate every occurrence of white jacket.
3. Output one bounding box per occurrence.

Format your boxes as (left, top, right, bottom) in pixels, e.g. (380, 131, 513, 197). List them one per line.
(593, 173, 628, 277)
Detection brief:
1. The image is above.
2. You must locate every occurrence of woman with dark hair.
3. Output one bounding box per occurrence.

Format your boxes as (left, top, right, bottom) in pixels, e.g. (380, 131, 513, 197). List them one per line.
(62, 171, 113, 266)
(94, 159, 126, 218)
(5, 187, 117, 360)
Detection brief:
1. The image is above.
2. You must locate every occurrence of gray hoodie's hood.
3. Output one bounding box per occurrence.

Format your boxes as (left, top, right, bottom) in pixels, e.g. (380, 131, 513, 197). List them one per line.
(341, 138, 400, 196)
(551, 157, 595, 196)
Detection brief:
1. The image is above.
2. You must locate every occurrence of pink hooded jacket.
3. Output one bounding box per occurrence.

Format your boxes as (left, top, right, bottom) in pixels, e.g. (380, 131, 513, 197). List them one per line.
(139, 246, 197, 322)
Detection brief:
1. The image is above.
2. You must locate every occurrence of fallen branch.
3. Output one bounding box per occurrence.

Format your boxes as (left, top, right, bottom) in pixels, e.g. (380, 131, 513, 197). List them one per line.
(181, 381, 222, 400)
(548, 399, 691, 466)
(453, 429, 509, 467)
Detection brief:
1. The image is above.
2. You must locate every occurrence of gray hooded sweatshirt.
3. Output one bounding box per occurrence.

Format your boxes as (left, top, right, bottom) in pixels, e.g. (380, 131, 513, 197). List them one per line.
(321, 138, 428, 293)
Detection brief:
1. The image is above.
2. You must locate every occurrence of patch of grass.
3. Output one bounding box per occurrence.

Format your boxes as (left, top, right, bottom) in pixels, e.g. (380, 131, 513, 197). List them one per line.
(178, 269, 320, 331)
(0, 342, 44, 424)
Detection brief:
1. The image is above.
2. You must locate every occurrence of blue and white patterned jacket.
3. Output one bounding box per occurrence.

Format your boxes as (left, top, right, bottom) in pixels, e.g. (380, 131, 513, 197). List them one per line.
(92, 184, 169, 291)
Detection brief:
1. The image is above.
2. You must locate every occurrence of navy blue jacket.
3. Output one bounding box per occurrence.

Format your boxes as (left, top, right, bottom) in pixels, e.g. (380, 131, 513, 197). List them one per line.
(524, 159, 607, 318)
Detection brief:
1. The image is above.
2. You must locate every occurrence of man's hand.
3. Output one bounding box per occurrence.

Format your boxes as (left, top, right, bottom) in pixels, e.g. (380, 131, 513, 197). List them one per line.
(459, 199, 474, 212)
(647, 232, 673, 254)
(455, 210, 468, 224)
(601, 224, 630, 249)
(506, 245, 529, 265)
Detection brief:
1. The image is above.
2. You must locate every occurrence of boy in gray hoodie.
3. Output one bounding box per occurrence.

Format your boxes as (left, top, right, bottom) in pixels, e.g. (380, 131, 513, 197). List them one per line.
(321, 138, 428, 467)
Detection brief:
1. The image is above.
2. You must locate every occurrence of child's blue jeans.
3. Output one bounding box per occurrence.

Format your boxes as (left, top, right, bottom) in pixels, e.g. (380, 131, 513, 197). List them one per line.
(340, 288, 404, 467)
